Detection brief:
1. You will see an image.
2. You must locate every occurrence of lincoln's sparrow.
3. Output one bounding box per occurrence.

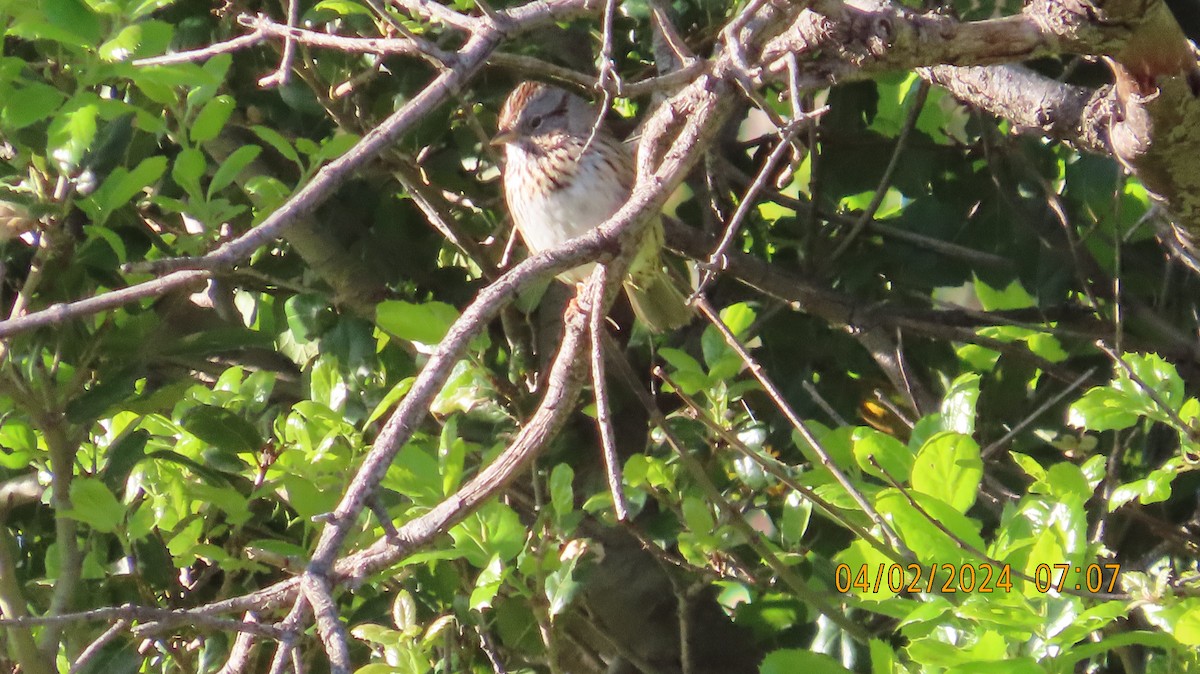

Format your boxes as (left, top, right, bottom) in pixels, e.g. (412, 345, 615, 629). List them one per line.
(492, 81, 690, 332)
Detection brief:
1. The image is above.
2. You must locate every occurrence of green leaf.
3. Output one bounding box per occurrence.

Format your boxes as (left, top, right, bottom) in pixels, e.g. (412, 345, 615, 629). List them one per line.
(99, 21, 174, 61)
(870, 638, 895, 674)
(0, 415, 38, 459)
(700, 303, 755, 376)
(65, 374, 138, 423)
(549, 463, 574, 519)
(128, 0, 179, 19)
(876, 489, 984, 563)
(853, 427, 914, 483)
(285, 294, 334, 341)
(65, 477, 125, 533)
(181, 405, 262, 454)
(1037, 462, 1093, 503)
(1175, 604, 1200, 645)
(940, 373, 980, 435)
(1009, 452, 1046, 482)
(172, 148, 206, 201)
(96, 155, 168, 223)
(794, 424, 856, 478)
(910, 432, 982, 513)
(167, 516, 203, 557)
(1070, 353, 1186, 431)
(352, 663, 405, 674)
(760, 649, 853, 674)
(545, 552, 583, 617)
(251, 125, 300, 166)
(191, 95, 235, 144)
(1068, 387, 1139, 431)
(309, 356, 348, 411)
(834, 538, 897, 600)
(43, 0, 103, 45)
(103, 428, 149, 491)
(376, 300, 459, 346)
(366, 377, 414, 426)
(946, 658, 1044, 674)
(245, 175, 291, 217)
(1051, 600, 1129, 645)
(385, 445, 442, 504)
(48, 100, 100, 170)
(1, 82, 66, 129)
(470, 555, 506, 611)
(392, 589, 420, 635)
(1053, 631, 1179, 670)
(313, 0, 374, 15)
(1115, 353, 1184, 418)
(658, 347, 708, 395)
(438, 418, 465, 495)
(720, 302, 756, 336)
(449, 502, 525, 568)
(780, 491, 811, 547)
(311, 132, 361, 165)
(278, 474, 339, 519)
(189, 482, 251, 526)
(1109, 471, 1174, 511)
(145, 450, 235, 486)
(974, 276, 1035, 311)
(682, 497, 715, 534)
(207, 145, 260, 197)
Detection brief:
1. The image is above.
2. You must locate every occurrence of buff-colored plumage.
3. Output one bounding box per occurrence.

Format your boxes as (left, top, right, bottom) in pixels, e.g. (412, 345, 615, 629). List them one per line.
(494, 82, 690, 332)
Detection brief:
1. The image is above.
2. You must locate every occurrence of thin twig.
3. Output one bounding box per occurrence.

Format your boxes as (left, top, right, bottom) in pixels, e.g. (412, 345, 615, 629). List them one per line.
(644, 376, 870, 640)
(693, 296, 908, 554)
(393, 157, 499, 277)
(676, 582, 693, 674)
(132, 30, 267, 66)
(244, 13, 456, 63)
(979, 367, 1097, 459)
(657, 367, 902, 564)
(265, 600, 310, 674)
(801, 380, 848, 426)
(648, 0, 694, 69)
(581, 0, 619, 158)
(123, 31, 502, 278)
(68, 619, 129, 674)
(0, 270, 208, 339)
(215, 613, 261, 674)
(588, 266, 629, 520)
(0, 603, 284, 638)
(389, 0, 478, 31)
(698, 114, 822, 294)
(597, 0, 618, 94)
(1095, 342, 1199, 443)
(600, 332, 869, 637)
(830, 80, 930, 261)
(475, 624, 508, 674)
(303, 574, 351, 674)
(258, 0, 300, 87)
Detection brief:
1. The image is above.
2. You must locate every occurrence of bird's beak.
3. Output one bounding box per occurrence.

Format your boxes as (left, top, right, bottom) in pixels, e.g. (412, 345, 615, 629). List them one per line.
(491, 128, 517, 147)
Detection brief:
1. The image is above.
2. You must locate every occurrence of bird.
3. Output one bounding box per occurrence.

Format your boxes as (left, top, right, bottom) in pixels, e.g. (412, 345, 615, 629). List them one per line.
(491, 81, 691, 333)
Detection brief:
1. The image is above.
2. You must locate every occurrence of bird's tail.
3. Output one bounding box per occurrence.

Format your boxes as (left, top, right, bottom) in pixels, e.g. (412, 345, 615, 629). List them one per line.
(624, 269, 692, 333)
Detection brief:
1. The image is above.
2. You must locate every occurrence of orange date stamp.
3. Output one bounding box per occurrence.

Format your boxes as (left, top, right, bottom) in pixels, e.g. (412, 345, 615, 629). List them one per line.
(835, 562, 1014, 594)
(835, 562, 1123, 594)
(1030, 563, 1122, 593)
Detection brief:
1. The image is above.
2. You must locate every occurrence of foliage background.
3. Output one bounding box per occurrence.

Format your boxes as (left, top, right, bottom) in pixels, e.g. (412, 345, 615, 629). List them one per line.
(1, 0, 1200, 672)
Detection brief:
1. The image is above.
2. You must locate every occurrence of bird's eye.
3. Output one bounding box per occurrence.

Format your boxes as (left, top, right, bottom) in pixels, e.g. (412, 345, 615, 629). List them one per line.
(529, 116, 543, 130)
